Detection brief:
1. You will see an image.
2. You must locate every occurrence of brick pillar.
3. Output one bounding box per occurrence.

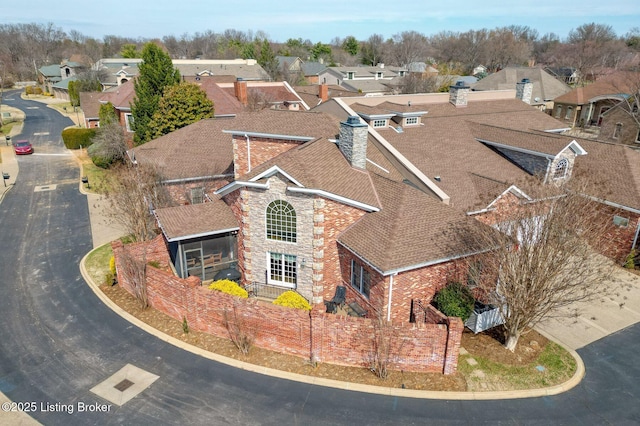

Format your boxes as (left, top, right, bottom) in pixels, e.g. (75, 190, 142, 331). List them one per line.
(318, 84, 329, 102)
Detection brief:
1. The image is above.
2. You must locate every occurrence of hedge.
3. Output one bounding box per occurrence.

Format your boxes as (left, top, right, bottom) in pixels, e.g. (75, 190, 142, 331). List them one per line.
(208, 279, 248, 298)
(273, 291, 312, 311)
(61, 128, 96, 150)
(432, 281, 475, 321)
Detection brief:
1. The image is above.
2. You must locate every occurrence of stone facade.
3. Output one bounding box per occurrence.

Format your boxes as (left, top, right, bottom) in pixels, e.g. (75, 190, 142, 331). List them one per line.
(449, 82, 470, 107)
(516, 79, 533, 104)
(599, 106, 640, 146)
(244, 175, 316, 301)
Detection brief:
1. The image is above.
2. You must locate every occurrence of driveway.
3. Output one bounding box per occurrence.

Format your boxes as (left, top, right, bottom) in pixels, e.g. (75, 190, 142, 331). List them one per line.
(537, 265, 640, 350)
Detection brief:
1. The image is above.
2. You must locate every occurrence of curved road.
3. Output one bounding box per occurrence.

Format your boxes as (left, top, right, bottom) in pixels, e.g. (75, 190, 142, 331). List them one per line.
(0, 90, 639, 425)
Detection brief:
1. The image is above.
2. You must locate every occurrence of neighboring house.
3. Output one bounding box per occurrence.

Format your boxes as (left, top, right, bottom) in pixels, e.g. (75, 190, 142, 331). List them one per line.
(300, 61, 328, 84)
(552, 71, 639, 128)
(545, 67, 579, 85)
(599, 99, 640, 145)
(93, 58, 271, 91)
(293, 84, 361, 108)
(317, 64, 407, 94)
(38, 60, 86, 94)
(79, 92, 102, 128)
(472, 65, 487, 76)
(275, 56, 303, 73)
(471, 67, 572, 112)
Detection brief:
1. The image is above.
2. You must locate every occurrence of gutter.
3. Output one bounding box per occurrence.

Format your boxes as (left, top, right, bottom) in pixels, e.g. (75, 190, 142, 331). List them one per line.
(222, 130, 314, 142)
(161, 174, 233, 184)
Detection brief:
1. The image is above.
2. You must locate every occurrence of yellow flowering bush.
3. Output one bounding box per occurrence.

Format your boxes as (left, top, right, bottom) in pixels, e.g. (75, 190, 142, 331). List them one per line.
(273, 291, 312, 311)
(109, 256, 117, 275)
(208, 279, 248, 298)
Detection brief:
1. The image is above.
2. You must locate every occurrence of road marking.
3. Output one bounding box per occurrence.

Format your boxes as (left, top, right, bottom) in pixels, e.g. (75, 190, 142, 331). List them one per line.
(26, 107, 39, 109)
(33, 132, 50, 136)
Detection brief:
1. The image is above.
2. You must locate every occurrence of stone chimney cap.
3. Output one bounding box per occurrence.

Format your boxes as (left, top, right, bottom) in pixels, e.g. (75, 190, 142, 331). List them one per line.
(343, 115, 367, 127)
(451, 80, 469, 89)
(520, 78, 531, 83)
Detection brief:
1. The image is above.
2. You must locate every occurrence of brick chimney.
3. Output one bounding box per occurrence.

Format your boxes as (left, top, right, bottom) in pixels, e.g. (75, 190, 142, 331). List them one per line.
(516, 78, 533, 104)
(339, 116, 368, 169)
(449, 80, 470, 107)
(318, 84, 329, 102)
(234, 79, 248, 106)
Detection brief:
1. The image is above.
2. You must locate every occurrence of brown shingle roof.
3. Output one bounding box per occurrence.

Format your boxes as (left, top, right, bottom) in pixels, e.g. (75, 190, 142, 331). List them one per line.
(243, 137, 381, 209)
(554, 71, 640, 105)
(79, 92, 102, 119)
(338, 174, 488, 273)
(154, 198, 239, 241)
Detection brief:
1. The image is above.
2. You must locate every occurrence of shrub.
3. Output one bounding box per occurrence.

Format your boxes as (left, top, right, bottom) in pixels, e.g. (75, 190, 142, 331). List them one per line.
(625, 249, 636, 269)
(208, 279, 248, 298)
(109, 256, 116, 275)
(273, 290, 312, 311)
(61, 128, 96, 149)
(432, 281, 475, 321)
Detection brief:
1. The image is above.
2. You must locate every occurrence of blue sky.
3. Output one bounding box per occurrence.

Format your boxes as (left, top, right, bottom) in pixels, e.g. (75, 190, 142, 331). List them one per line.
(6, 0, 640, 42)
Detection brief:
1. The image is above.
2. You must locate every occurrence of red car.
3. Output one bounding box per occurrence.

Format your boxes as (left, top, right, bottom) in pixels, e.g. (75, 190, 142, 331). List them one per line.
(13, 140, 33, 155)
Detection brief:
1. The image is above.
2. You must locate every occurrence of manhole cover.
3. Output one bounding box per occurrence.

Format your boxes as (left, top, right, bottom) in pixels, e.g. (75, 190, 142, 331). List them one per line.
(114, 379, 135, 392)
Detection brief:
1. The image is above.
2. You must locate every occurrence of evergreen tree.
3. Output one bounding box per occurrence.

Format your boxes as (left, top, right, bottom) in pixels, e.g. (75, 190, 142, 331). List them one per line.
(131, 43, 181, 145)
(146, 82, 214, 140)
(257, 39, 278, 80)
(98, 102, 118, 125)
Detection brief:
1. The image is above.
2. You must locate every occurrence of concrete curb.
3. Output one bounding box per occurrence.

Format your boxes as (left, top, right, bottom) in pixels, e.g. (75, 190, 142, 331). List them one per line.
(79, 245, 586, 400)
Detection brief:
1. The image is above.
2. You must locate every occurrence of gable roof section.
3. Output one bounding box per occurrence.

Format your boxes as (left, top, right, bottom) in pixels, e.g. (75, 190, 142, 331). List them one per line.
(130, 118, 234, 181)
(236, 137, 381, 211)
(554, 72, 640, 105)
(79, 92, 102, 120)
(471, 67, 572, 101)
(338, 173, 488, 274)
(221, 109, 339, 139)
(154, 199, 239, 242)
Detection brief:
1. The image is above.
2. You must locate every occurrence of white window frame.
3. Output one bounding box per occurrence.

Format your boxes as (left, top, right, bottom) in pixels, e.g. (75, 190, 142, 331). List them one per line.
(124, 113, 134, 132)
(372, 119, 387, 128)
(267, 252, 297, 288)
(266, 200, 297, 243)
(347, 72, 355, 80)
(613, 122, 623, 139)
(565, 106, 573, 120)
(404, 117, 419, 126)
(350, 259, 370, 298)
(553, 158, 568, 180)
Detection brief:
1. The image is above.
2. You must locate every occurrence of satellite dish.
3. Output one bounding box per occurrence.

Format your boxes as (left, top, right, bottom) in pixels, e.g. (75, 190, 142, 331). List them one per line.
(534, 97, 541, 102)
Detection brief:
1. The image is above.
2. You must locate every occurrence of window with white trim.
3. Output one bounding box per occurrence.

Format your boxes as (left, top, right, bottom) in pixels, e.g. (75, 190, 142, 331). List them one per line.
(268, 252, 297, 287)
(553, 158, 568, 180)
(404, 117, 419, 126)
(347, 72, 355, 80)
(613, 123, 623, 139)
(266, 200, 296, 242)
(555, 105, 562, 118)
(565, 106, 573, 120)
(350, 260, 371, 297)
(372, 119, 387, 128)
(124, 113, 134, 132)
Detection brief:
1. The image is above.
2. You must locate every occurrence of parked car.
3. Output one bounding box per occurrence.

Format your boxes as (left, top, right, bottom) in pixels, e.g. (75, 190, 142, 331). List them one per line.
(13, 140, 33, 155)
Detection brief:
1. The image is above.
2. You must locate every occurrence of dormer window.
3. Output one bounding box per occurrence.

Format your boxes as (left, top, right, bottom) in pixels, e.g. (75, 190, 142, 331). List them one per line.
(553, 158, 568, 180)
(347, 72, 355, 80)
(372, 119, 387, 128)
(376, 72, 383, 79)
(404, 117, 419, 126)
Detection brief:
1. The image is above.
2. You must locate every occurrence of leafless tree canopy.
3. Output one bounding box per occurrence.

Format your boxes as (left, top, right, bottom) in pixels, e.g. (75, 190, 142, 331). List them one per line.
(455, 178, 615, 351)
(105, 162, 174, 242)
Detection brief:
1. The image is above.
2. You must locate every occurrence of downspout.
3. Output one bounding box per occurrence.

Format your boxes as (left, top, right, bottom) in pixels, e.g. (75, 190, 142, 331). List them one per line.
(245, 134, 251, 173)
(387, 273, 396, 321)
(543, 158, 552, 185)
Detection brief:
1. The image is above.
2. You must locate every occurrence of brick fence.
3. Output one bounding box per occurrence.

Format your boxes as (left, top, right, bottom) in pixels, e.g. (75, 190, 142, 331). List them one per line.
(112, 238, 462, 374)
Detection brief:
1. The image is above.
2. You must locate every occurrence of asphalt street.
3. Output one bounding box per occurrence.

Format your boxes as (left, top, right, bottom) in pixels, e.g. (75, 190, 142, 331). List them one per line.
(0, 90, 639, 425)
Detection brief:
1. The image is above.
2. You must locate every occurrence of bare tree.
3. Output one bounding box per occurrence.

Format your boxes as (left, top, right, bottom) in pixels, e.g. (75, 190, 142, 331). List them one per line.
(87, 121, 128, 167)
(456, 177, 614, 351)
(396, 73, 440, 94)
(245, 88, 277, 111)
(105, 162, 174, 242)
(119, 246, 148, 309)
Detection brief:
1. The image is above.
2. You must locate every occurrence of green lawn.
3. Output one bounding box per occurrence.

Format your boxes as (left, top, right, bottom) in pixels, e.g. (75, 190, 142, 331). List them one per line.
(85, 243, 113, 286)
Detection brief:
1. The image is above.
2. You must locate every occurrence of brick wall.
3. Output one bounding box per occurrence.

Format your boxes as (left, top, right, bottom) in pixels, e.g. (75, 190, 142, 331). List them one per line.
(232, 135, 302, 178)
(112, 239, 462, 374)
(166, 178, 231, 205)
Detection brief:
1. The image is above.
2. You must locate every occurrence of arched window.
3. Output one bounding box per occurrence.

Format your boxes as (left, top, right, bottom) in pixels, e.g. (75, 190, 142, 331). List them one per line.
(565, 106, 573, 120)
(266, 200, 296, 242)
(553, 158, 568, 180)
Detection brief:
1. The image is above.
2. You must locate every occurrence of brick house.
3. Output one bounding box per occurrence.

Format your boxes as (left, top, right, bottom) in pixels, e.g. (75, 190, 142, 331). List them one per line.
(599, 99, 640, 146)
